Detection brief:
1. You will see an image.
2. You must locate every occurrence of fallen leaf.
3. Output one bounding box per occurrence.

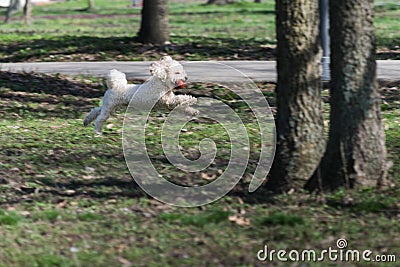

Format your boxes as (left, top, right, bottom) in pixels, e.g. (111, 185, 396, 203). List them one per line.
(118, 257, 132, 267)
(85, 166, 95, 173)
(63, 189, 76, 196)
(19, 211, 30, 216)
(57, 200, 68, 208)
(201, 173, 217, 180)
(228, 215, 250, 226)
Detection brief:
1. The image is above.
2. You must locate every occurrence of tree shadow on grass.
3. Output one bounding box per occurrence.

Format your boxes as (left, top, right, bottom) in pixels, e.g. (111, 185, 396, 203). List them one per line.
(1, 35, 276, 62)
(0, 149, 146, 206)
(0, 176, 146, 207)
(0, 71, 104, 119)
(171, 9, 275, 16)
(0, 71, 103, 98)
(37, 176, 145, 199)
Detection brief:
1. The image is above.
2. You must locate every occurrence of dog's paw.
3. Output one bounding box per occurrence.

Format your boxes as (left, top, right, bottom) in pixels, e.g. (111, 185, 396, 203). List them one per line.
(184, 95, 197, 106)
(94, 131, 103, 136)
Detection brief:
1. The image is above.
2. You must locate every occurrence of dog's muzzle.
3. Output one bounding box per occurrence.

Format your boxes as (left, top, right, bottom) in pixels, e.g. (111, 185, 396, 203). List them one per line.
(175, 80, 185, 89)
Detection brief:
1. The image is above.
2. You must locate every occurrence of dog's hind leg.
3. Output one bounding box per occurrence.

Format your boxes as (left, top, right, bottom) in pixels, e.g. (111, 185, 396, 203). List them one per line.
(84, 107, 101, 127)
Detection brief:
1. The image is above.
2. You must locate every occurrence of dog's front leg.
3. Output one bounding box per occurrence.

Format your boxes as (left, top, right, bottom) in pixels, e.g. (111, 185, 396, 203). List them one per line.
(163, 95, 199, 116)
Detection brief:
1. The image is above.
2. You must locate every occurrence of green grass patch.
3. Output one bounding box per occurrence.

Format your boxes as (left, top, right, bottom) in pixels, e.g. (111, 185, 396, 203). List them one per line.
(77, 212, 103, 221)
(0, 73, 399, 266)
(34, 209, 61, 222)
(0, 0, 398, 61)
(160, 208, 231, 227)
(0, 210, 23, 226)
(258, 212, 304, 227)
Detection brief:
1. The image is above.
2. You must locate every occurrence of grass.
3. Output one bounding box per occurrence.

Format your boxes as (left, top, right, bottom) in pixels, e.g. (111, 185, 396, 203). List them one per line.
(0, 0, 399, 61)
(0, 72, 399, 266)
(0, 0, 399, 265)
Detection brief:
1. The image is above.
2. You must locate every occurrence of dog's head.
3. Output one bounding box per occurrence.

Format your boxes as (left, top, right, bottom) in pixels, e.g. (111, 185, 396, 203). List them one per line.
(149, 56, 187, 90)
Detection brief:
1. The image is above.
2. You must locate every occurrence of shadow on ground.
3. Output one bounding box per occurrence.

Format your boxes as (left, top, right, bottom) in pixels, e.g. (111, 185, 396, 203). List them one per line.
(0, 175, 146, 207)
(0, 71, 105, 119)
(0, 72, 398, 208)
(1, 35, 276, 62)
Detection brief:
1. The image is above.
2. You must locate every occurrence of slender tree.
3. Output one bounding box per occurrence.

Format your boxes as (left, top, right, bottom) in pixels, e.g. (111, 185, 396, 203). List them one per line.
(23, 0, 32, 25)
(137, 0, 169, 45)
(5, 0, 31, 24)
(5, 0, 22, 23)
(265, 0, 325, 192)
(88, 0, 95, 10)
(305, 0, 389, 191)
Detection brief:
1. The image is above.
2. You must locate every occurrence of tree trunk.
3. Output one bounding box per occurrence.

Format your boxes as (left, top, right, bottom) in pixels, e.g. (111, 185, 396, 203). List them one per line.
(5, 0, 22, 23)
(265, 0, 325, 192)
(23, 0, 32, 25)
(305, 0, 388, 191)
(88, 0, 95, 10)
(137, 0, 169, 45)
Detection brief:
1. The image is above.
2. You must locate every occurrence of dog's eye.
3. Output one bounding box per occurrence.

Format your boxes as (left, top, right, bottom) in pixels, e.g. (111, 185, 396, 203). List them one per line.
(175, 72, 181, 74)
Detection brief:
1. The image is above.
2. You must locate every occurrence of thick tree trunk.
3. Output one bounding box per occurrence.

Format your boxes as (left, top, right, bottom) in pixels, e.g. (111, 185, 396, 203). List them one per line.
(265, 0, 325, 192)
(137, 0, 169, 45)
(305, 0, 388, 191)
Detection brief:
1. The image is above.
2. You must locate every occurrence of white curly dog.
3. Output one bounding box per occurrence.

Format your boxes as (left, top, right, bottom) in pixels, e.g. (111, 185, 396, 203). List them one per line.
(84, 56, 198, 134)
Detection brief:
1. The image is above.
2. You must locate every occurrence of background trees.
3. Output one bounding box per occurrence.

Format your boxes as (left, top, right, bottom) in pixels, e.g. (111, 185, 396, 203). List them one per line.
(4, 0, 23, 23)
(23, 0, 31, 24)
(87, 0, 95, 10)
(137, 0, 170, 45)
(4, 0, 30, 24)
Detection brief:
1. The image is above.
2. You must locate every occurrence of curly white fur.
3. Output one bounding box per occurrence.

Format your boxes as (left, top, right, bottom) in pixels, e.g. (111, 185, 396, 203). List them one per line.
(84, 56, 198, 134)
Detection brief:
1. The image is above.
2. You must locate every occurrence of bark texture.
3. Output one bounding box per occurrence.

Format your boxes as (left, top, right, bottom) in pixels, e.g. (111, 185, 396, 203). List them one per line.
(266, 0, 325, 192)
(305, 0, 388, 191)
(137, 0, 170, 45)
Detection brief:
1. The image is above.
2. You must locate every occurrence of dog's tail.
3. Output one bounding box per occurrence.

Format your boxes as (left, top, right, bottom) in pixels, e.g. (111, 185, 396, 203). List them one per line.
(107, 69, 127, 90)
(84, 107, 101, 126)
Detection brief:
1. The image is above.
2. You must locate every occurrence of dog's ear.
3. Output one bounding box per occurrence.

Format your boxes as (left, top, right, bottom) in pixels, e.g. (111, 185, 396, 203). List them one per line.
(160, 55, 173, 63)
(150, 61, 168, 81)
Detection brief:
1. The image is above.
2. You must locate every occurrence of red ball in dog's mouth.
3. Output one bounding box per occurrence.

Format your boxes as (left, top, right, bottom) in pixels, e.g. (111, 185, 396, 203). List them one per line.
(176, 80, 185, 89)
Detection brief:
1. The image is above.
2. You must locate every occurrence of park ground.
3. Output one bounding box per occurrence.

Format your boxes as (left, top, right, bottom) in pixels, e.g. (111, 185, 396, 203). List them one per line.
(0, 0, 399, 62)
(0, 1, 400, 266)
